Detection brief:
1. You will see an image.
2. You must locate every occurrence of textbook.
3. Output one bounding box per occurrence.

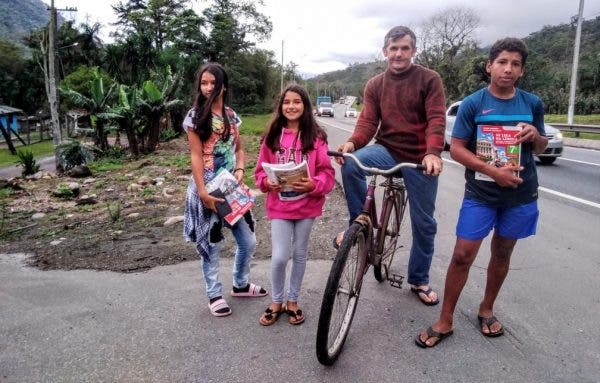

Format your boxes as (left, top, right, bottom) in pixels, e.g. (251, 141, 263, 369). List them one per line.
(205, 168, 255, 225)
(262, 160, 310, 201)
(475, 125, 522, 182)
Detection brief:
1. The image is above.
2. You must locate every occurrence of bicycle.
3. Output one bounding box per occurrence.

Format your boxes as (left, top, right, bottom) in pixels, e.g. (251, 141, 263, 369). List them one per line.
(316, 151, 425, 366)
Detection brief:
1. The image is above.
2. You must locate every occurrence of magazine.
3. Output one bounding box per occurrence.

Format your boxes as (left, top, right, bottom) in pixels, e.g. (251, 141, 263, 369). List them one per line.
(475, 125, 522, 182)
(262, 160, 310, 201)
(205, 168, 255, 225)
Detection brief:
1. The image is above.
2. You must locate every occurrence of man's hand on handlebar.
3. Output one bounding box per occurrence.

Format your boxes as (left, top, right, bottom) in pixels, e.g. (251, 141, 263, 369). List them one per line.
(335, 142, 355, 165)
(422, 154, 443, 176)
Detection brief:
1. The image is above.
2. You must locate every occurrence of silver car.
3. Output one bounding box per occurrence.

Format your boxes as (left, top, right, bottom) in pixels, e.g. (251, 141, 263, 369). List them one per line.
(445, 100, 563, 164)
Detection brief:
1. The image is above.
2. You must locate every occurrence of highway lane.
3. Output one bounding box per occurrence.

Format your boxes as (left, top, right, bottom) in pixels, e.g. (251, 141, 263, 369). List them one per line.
(316, 113, 600, 381)
(319, 110, 600, 206)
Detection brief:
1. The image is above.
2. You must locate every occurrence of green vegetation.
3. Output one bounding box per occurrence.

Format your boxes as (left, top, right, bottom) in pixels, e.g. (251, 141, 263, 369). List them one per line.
(545, 114, 600, 125)
(0, 141, 54, 167)
(15, 149, 41, 176)
(87, 158, 124, 172)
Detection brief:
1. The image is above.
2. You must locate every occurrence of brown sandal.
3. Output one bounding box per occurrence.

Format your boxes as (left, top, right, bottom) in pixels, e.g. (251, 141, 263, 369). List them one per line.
(286, 308, 305, 325)
(259, 305, 284, 326)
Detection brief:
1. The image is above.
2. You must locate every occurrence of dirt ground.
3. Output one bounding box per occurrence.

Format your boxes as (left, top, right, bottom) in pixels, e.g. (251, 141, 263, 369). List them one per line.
(0, 137, 348, 272)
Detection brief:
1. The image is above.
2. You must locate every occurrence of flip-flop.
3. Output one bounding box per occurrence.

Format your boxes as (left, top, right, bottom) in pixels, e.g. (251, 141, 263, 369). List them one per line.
(411, 286, 439, 306)
(230, 282, 268, 297)
(415, 326, 453, 348)
(259, 305, 284, 326)
(332, 231, 344, 250)
(208, 298, 232, 317)
(286, 308, 305, 325)
(478, 315, 504, 337)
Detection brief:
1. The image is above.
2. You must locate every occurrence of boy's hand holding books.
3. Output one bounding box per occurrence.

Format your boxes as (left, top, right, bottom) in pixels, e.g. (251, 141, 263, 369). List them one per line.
(491, 163, 524, 188)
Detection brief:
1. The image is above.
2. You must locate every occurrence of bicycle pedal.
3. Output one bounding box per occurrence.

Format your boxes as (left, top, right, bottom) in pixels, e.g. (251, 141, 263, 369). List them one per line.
(389, 274, 404, 289)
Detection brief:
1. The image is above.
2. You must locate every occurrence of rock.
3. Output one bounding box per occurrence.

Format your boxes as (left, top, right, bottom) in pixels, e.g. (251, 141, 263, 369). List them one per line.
(155, 177, 165, 186)
(127, 183, 142, 192)
(176, 175, 190, 181)
(162, 188, 175, 198)
(83, 178, 97, 184)
(163, 216, 184, 226)
(53, 182, 81, 198)
(127, 213, 141, 219)
(69, 165, 92, 178)
(31, 212, 46, 220)
(137, 176, 154, 185)
(76, 195, 98, 205)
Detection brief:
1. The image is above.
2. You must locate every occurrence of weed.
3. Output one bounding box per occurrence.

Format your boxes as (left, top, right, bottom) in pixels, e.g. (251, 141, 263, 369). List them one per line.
(16, 149, 41, 176)
(54, 183, 75, 198)
(140, 187, 155, 198)
(160, 127, 180, 142)
(105, 202, 122, 223)
(88, 158, 124, 172)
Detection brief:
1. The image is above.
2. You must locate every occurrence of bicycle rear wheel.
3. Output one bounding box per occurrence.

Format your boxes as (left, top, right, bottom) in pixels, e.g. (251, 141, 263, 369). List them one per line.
(316, 222, 368, 366)
(373, 188, 406, 282)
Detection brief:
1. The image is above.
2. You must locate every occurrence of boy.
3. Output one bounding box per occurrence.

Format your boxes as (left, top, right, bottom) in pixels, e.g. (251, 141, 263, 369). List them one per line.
(416, 37, 548, 347)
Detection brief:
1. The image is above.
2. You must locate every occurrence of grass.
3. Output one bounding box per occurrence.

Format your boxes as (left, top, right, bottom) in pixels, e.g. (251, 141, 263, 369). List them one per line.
(0, 140, 54, 167)
(545, 114, 600, 125)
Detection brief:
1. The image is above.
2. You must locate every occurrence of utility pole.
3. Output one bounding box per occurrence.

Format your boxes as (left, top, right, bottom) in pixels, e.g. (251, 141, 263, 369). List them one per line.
(567, 0, 584, 125)
(280, 39, 284, 93)
(46, 0, 76, 170)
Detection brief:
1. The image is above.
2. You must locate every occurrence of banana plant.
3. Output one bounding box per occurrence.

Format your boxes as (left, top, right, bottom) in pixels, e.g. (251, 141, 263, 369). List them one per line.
(100, 84, 143, 157)
(60, 69, 115, 151)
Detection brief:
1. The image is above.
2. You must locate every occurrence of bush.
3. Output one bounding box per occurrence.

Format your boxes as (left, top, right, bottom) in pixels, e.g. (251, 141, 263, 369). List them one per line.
(15, 149, 40, 177)
(56, 141, 95, 171)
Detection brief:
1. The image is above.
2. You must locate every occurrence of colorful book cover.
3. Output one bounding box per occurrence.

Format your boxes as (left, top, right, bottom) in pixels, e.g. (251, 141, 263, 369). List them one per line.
(205, 168, 255, 225)
(475, 125, 522, 182)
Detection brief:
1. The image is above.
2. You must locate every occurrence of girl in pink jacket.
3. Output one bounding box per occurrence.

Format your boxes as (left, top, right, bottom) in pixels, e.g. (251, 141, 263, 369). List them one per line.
(255, 84, 335, 326)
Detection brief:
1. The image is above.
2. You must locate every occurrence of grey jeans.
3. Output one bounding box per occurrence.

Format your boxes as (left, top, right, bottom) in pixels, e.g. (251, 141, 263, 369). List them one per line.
(269, 218, 315, 303)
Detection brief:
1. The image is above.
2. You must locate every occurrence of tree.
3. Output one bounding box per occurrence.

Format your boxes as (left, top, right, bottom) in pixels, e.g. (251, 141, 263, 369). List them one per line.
(202, 0, 273, 66)
(60, 69, 116, 151)
(416, 6, 480, 102)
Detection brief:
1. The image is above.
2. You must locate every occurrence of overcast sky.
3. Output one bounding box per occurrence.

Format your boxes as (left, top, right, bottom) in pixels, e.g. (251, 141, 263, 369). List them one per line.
(47, 0, 598, 77)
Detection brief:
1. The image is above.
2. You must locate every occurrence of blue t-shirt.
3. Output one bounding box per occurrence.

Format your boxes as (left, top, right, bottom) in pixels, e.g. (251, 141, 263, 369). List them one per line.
(452, 87, 545, 207)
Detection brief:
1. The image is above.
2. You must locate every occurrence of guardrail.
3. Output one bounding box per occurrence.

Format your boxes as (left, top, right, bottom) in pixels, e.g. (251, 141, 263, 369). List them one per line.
(550, 123, 600, 136)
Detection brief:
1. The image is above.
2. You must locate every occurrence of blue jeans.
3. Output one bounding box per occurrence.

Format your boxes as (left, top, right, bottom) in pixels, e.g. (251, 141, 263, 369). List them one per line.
(201, 215, 257, 300)
(270, 218, 315, 304)
(341, 144, 438, 286)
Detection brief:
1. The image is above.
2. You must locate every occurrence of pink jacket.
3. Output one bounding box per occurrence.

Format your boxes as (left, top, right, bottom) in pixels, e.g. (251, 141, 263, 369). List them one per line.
(255, 128, 335, 220)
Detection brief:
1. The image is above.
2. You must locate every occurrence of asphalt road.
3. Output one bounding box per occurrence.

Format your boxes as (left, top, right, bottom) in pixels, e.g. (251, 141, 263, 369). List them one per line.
(1, 112, 600, 382)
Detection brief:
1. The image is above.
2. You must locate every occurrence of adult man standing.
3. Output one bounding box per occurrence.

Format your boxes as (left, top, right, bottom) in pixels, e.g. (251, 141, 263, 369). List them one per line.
(335, 26, 446, 305)
(416, 38, 548, 347)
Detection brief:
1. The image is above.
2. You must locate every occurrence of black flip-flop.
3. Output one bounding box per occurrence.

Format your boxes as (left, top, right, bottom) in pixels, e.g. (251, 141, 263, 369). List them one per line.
(415, 326, 454, 348)
(477, 315, 504, 337)
(411, 286, 439, 306)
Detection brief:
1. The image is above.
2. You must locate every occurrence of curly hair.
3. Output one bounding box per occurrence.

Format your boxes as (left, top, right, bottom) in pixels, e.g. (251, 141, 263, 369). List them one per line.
(489, 38, 529, 66)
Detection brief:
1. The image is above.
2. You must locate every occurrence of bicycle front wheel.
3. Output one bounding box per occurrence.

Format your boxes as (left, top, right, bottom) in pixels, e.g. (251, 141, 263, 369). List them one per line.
(373, 189, 406, 282)
(316, 222, 368, 366)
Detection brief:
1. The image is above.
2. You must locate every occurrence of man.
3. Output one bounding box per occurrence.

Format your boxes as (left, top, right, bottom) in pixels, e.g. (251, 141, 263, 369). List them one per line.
(416, 37, 548, 348)
(335, 26, 446, 305)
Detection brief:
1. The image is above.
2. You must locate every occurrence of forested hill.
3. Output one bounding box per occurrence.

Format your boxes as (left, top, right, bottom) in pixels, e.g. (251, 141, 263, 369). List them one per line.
(0, 0, 50, 45)
(307, 16, 600, 114)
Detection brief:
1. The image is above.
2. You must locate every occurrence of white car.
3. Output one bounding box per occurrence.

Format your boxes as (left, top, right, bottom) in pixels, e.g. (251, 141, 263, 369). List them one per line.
(444, 100, 563, 164)
(344, 108, 358, 118)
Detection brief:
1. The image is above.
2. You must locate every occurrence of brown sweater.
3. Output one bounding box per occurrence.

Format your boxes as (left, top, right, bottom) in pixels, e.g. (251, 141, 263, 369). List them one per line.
(349, 65, 446, 163)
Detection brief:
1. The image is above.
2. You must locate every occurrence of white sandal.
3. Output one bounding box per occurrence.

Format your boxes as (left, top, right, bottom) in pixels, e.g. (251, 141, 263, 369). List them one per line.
(208, 298, 232, 317)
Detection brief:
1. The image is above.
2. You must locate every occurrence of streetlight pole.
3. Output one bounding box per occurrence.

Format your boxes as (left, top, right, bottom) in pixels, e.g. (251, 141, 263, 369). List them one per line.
(567, 0, 584, 125)
(280, 39, 284, 93)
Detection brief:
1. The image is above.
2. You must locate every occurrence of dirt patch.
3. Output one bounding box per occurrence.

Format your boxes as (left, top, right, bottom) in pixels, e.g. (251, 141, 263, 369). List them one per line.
(0, 137, 348, 272)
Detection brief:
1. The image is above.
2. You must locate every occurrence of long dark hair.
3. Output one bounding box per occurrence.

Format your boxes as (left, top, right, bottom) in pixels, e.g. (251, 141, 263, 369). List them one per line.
(264, 83, 327, 153)
(192, 62, 231, 142)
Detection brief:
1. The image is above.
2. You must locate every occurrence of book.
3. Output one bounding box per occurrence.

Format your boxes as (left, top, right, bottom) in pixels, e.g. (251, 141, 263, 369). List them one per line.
(205, 168, 255, 225)
(261, 160, 310, 201)
(475, 125, 522, 182)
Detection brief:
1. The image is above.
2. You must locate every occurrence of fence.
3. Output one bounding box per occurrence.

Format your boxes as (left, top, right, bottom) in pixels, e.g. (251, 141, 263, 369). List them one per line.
(551, 123, 600, 136)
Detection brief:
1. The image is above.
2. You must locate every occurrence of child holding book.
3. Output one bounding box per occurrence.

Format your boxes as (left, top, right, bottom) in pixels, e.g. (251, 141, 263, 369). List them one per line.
(183, 62, 267, 318)
(416, 38, 548, 347)
(254, 84, 335, 325)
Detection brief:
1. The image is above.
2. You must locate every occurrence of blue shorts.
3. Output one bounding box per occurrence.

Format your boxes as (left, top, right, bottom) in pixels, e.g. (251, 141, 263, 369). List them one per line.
(456, 199, 539, 240)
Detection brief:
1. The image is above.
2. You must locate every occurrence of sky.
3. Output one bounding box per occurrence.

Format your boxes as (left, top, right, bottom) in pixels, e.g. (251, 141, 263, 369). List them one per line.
(46, 0, 599, 78)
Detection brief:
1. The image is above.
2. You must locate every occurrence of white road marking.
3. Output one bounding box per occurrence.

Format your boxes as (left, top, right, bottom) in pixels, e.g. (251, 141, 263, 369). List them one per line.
(442, 158, 600, 209)
(557, 157, 600, 167)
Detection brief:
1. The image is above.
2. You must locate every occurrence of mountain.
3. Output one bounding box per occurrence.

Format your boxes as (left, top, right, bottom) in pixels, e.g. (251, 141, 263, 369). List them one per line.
(0, 0, 50, 44)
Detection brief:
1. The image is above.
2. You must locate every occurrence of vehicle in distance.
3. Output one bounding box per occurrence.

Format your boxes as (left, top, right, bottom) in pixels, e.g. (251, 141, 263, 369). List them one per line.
(317, 102, 334, 117)
(344, 107, 358, 118)
(444, 100, 563, 164)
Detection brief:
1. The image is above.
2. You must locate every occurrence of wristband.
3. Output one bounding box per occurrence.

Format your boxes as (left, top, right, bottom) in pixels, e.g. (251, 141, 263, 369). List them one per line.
(234, 168, 245, 173)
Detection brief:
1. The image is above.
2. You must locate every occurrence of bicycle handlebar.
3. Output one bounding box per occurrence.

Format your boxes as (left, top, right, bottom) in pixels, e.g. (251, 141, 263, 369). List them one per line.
(327, 150, 426, 175)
